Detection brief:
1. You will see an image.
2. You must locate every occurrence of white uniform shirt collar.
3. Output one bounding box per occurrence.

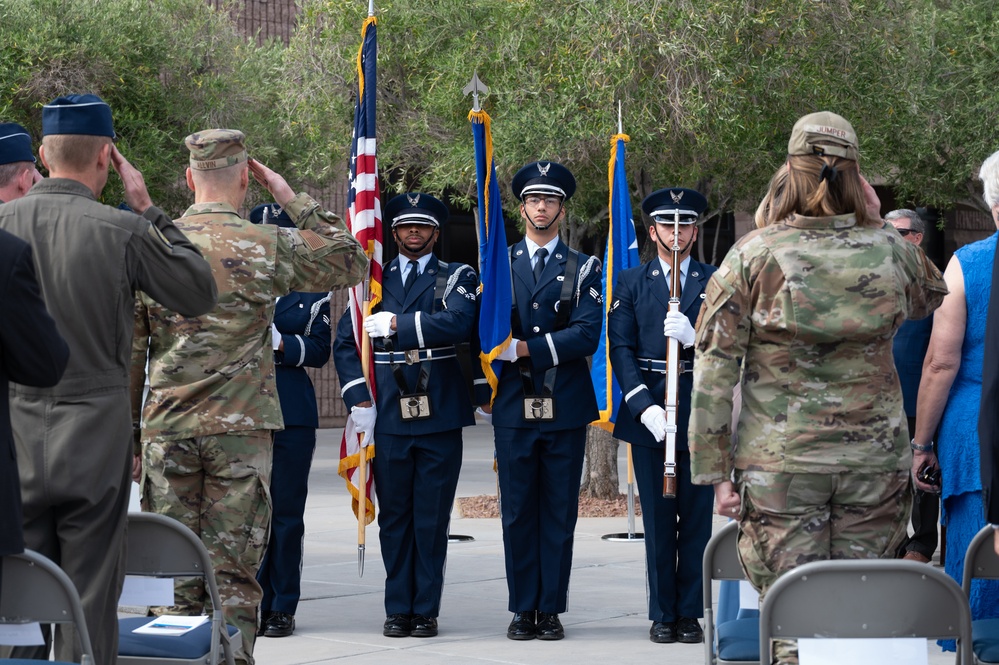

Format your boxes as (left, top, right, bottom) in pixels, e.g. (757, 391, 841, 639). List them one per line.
(525, 236, 560, 265)
(401, 253, 434, 282)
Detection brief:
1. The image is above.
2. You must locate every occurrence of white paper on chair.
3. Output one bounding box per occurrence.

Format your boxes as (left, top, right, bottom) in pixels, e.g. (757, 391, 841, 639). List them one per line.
(132, 615, 209, 637)
(119, 575, 175, 606)
(0, 622, 44, 646)
(738, 580, 759, 609)
(798, 638, 928, 665)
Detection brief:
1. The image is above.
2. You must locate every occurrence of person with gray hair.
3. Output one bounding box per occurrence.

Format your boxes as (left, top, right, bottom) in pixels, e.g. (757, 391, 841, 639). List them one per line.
(885, 208, 927, 237)
(886, 207, 939, 564)
(912, 148, 999, 639)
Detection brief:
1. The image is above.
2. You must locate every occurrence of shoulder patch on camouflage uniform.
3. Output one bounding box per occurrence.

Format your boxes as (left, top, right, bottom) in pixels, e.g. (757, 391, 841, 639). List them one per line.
(298, 229, 326, 251)
(147, 221, 173, 249)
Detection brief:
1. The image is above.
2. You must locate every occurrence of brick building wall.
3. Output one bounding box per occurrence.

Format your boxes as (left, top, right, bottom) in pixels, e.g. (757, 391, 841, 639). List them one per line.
(208, 0, 300, 44)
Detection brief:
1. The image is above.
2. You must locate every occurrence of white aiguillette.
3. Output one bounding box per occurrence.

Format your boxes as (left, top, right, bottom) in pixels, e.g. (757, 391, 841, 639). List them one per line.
(132, 614, 209, 636)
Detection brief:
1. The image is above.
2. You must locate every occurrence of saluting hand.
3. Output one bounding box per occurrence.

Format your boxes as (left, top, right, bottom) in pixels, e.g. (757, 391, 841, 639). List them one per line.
(248, 158, 295, 209)
(110, 145, 153, 214)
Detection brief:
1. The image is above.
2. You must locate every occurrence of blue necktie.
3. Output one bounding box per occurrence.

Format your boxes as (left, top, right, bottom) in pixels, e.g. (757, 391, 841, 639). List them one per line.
(404, 259, 419, 292)
(533, 248, 548, 284)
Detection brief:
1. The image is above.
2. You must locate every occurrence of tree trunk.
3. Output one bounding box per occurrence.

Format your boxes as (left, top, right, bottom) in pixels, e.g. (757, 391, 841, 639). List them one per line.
(579, 425, 620, 499)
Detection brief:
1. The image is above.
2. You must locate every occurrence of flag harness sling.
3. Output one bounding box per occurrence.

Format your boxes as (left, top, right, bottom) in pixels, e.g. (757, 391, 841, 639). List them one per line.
(376, 260, 449, 420)
(509, 247, 578, 421)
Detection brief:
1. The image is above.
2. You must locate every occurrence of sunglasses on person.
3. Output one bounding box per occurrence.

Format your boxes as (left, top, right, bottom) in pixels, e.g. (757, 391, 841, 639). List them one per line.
(896, 228, 914, 237)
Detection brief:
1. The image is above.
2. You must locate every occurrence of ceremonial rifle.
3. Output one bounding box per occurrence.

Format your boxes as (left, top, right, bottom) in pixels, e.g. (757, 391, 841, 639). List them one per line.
(663, 207, 681, 498)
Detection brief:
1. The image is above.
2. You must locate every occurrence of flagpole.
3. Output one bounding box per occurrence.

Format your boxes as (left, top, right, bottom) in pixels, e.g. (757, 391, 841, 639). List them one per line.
(356, 0, 377, 575)
(602, 101, 643, 542)
(357, 293, 370, 575)
(347, 0, 381, 577)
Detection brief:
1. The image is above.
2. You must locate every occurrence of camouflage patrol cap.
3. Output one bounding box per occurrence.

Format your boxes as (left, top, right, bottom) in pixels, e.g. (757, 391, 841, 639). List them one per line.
(184, 129, 248, 170)
(788, 111, 859, 161)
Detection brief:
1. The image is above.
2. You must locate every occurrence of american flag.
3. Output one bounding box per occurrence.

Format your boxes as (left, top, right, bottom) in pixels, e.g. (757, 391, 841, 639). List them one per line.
(338, 14, 381, 526)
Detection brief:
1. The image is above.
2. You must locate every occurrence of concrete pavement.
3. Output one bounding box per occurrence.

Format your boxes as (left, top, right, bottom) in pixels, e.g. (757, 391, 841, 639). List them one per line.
(250, 424, 957, 665)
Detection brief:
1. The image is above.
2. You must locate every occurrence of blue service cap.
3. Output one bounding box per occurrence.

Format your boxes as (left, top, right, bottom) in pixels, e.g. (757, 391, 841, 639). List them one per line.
(384, 193, 447, 228)
(249, 203, 295, 228)
(641, 187, 708, 225)
(512, 160, 576, 201)
(0, 123, 35, 164)
(42, 94, 115, 139)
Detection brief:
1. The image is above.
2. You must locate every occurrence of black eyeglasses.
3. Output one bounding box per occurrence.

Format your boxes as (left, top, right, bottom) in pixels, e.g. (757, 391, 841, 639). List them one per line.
(896, 228, 913, 237)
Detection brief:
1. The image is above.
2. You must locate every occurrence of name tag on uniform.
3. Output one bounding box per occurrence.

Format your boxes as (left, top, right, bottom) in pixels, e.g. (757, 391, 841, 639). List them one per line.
(399, 394, 432, 420)
(523, 396, 556, 421)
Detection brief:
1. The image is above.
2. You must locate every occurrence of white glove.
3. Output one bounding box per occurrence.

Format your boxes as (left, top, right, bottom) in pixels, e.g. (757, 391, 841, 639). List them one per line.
(271, 323, 281, 350)
(497, 338, 521, 362)
(640, 405, 668, 442)
(663, 311, 695, 348)
(351, 404, 377, 447)
(475, 406, 493, 425)
(364, 311, 395, 338)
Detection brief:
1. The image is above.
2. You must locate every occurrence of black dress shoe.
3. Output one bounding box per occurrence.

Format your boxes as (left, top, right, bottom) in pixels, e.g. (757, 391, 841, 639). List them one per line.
(383, 614, 412, 638)
(263, 612, 295, 638)
(411, 615, 438, 638)
(676, 616, 703, 644)
(257, 611, 271, 637)
(650, 621, 677, 644)
(535, 612, 564, 641)
(506, 611, 536, 640)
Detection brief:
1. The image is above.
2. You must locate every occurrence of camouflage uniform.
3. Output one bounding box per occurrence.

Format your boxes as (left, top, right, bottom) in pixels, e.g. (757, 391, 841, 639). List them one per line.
(689, 213, 947, 602)
(133, 130, 367, 665)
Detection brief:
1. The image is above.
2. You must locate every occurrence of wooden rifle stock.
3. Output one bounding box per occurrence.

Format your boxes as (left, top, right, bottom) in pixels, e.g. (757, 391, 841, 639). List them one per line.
(663, 209, 681, 498)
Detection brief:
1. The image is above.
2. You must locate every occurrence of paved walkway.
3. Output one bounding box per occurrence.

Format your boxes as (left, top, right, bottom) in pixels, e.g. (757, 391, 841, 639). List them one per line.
(247, 424, 957, 665)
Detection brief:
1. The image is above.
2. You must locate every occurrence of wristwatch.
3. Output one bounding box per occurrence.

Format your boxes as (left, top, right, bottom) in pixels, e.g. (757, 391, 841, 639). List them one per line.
(910, 439, 934, 452)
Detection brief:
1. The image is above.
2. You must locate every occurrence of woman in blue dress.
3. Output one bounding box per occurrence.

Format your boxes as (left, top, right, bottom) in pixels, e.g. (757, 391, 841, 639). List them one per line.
(912, 149, 999, 645)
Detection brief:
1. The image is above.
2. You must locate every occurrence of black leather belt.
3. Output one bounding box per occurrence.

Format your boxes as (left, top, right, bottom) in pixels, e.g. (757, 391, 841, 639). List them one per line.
(636, 357, 692, 374)
(373, 347, 456, 364)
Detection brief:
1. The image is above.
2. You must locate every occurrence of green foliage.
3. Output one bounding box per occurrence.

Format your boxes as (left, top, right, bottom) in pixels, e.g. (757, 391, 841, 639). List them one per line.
(0, 0, 297, 214)
(2, 0, 994, 229)
(288, 0, 969, 247)
(892, 0, 999, 211)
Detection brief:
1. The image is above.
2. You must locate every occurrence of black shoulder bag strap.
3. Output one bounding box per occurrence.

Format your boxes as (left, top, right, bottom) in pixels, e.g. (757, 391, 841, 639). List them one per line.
(517, 248, 579, 400)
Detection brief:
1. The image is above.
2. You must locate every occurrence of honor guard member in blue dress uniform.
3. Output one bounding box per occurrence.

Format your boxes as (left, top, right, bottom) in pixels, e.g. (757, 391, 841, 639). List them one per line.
(333, 192, 485, 639)
(249, 203, 333, 638)
(608, 187, 716, 644)
(487, 161, 603, 641)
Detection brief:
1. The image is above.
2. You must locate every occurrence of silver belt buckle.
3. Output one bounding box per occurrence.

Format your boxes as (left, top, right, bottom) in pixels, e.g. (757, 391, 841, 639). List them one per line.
(405, 349, 420, 365)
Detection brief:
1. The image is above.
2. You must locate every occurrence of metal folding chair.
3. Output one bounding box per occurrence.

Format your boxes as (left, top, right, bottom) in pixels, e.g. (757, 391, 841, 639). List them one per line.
(702, 521, 758, 664)
(0, 549, 95, 665)
(117, 513, 238, 665)
(961, 525, 999, 663)
(760, 558, 972, 665)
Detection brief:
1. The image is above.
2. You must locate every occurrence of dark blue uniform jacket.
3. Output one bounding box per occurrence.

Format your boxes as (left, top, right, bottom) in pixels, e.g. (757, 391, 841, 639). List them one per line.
(334, 256, 481, 435)
(609, 257, 716, 450)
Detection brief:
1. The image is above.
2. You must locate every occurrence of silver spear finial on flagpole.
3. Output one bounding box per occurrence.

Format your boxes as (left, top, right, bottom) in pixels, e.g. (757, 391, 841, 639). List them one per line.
(368, 0, 374, 17)
(618, 100, 623, 134)
(463, 72, 489, 112)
